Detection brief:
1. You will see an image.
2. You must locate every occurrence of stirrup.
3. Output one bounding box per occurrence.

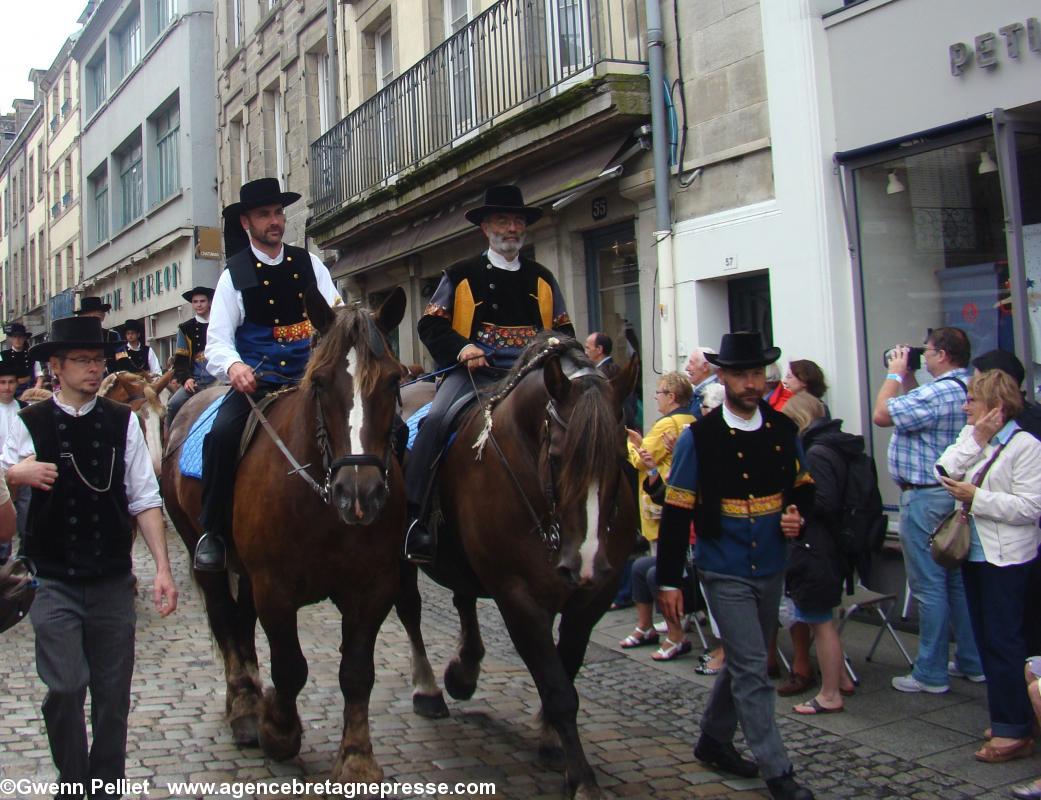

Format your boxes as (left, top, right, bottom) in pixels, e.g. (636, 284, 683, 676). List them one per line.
(193, 532, 227, 572)
(404, 518, 435, 565)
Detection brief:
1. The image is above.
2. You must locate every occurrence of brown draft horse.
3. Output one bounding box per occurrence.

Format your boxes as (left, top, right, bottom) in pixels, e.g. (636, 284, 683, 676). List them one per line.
(397, 334, 639, 799)
(162, 286, 408, 782)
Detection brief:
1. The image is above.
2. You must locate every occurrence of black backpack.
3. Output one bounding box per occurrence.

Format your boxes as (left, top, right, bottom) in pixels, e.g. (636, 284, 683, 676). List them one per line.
(813, 443, 888, 592)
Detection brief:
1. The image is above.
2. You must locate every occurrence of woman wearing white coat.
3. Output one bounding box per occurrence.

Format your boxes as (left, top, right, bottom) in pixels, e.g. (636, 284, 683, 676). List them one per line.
(937, 369, 1041, 764)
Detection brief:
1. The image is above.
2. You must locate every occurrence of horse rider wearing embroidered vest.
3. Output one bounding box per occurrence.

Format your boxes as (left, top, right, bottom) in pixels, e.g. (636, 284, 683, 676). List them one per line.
(1, 314, 177, 798)
(166, 285, 215, 427)
(655, 332, 817, 800)
(115, 318, 161, 375)
(74, 296, 129, 376)
(2, 322, 44, 397)
(404, 185, 574, 564)
(193, 178, 343, 572)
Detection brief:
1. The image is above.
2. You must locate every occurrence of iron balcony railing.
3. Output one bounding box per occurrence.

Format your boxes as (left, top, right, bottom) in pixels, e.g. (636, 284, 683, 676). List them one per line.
(310, 0, 646, 219)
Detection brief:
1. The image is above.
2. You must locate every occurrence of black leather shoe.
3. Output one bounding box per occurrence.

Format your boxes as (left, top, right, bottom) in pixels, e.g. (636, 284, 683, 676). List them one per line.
(404, 519, 436, 564)
(193, 532, 227, 572)
(766, 770, 814, 800)
(693, 734, 758, 778)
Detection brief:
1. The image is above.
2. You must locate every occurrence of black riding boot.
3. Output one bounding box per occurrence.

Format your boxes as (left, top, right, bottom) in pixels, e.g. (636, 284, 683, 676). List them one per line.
(404, 504, 436, 564)
(193, 531, 227, 572)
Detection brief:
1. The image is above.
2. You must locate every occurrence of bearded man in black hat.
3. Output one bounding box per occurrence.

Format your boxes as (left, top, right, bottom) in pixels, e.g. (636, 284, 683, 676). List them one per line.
(655, 332, 817, 800)
(115, 318, 161, 375)
(404, 184, 574, 563)
(166, 286, 215, 427)
(74, 296, 129, 375)
(0, 314, 177, 797)
(193, 178, 342, 572)
(2, 322, 44, 397)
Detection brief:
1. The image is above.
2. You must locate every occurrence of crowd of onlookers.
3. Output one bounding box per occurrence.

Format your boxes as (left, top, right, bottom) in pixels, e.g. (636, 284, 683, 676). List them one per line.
(587, 326, 1041, 799)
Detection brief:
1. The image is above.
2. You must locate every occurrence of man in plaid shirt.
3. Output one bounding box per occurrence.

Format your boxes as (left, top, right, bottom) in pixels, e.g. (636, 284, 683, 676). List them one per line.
(873, 326, 982, 693)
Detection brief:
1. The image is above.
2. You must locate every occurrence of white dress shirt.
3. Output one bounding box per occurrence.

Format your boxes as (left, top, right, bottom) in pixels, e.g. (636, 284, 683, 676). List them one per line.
(127, 343, 162, 374)
(485, 248, 521, 271)
(936, 422, 1041, 566)
(205, 242, 342, 382)
(0, 399, 21, 448)
(722, 403, 763, 432)
(0, 394, 162, 516)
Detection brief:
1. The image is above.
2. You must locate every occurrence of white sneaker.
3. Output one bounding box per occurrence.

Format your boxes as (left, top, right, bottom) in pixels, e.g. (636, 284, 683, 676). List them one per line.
(891, 674, 949, 694)
(948, 661, 986, 683)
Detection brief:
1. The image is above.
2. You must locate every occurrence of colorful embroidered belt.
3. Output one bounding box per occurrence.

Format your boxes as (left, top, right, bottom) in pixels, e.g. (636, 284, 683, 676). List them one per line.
(273, 320, 314, 343)
(720, 493, 784, 519)
(476, 323, 538, 350)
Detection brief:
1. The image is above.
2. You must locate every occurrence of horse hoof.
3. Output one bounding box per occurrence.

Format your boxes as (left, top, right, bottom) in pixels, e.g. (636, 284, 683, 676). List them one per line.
(537, 744, 566, 772)
(332, 751, 384, 784)
(258, 691, 302, 761)
(230, 713, 259, 746)
(443, 661, 477, 701)
(412, 691, 450, 719)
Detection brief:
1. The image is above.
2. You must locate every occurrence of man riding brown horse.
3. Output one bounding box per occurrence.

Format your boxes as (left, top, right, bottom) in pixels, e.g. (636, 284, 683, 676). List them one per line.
(405, 185, 574, 563)
(193, 177, 343, 572)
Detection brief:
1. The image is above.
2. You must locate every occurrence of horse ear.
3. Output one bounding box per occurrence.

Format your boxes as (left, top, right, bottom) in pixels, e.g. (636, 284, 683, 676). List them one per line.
(543, 355, 571, 402)
(374, 286, 407, 333)
(612, 354, 640, 408)
(305, 284, 336, 335)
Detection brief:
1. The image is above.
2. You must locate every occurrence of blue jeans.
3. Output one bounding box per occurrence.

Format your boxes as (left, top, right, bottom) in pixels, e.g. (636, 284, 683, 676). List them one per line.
(899, 487, 981, 687)
(963, 560, 1034, 738)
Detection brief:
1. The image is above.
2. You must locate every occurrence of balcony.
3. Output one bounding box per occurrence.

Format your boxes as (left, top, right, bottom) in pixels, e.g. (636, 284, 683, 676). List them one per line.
(310, 0, 646, 223)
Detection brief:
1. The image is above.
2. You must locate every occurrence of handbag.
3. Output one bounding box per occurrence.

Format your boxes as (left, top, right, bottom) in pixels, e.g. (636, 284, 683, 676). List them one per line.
(929, 432, 1018, 569)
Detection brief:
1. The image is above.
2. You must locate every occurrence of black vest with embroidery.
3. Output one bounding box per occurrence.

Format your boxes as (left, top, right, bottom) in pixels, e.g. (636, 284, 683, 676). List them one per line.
(226, 244, 316, 326)
(19, 397, 133, 580)
(126, 345, 152, 373)
(690, 402, 801, 539)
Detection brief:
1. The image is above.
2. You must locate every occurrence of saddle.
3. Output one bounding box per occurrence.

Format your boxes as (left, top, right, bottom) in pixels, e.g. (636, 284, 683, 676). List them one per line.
(177, 389, 290, 479)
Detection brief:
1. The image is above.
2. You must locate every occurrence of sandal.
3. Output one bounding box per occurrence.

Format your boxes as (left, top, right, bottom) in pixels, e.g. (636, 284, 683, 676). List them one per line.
(793, 697, 845, 715)
(619, 627, 659, 649)
(695, 661, 724, 675)
(651, 637, 692, 661)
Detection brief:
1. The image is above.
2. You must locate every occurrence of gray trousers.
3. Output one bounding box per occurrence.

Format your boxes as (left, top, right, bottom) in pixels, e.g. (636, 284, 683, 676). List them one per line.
(29, 573, 136, 799)
(700, 569, 792, 780)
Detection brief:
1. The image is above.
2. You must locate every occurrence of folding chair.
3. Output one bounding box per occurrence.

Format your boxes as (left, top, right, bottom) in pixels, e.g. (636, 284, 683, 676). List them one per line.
(837, 584, 914, 684)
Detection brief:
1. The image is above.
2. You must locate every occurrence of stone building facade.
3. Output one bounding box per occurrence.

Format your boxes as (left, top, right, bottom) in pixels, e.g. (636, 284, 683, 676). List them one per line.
(214, 0, 339, 251)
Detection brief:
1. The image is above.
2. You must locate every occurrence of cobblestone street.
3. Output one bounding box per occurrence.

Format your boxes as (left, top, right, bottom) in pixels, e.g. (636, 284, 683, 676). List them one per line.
(0, 529, 1037, 800)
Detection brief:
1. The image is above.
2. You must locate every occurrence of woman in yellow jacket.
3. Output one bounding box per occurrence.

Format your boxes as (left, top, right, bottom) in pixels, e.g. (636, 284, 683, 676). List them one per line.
(626, 371, 695, 543)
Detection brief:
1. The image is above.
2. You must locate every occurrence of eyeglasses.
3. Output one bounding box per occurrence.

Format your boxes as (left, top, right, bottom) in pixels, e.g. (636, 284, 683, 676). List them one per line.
(654, 389, 673, 396)
(64, 356, 106, 368)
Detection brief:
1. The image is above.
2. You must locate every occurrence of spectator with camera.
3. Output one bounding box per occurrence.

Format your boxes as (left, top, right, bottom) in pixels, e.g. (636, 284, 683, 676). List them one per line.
(873, 327, 981, 694)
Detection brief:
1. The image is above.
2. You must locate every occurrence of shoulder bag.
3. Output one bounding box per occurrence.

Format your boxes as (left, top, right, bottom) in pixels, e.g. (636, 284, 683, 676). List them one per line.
(929, 431, 1019, 569)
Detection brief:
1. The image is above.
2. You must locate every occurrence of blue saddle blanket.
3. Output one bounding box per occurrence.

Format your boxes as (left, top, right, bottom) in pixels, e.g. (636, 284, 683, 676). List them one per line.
(405, 402, 432, 450)
(179, 394, 229, 479)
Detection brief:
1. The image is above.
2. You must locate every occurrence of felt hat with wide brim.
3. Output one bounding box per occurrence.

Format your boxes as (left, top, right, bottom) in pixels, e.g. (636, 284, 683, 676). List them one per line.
(464, 185, 543, 226)
(114, 318, 147, 345)
(0, 355, 21, 376)
(705, 332, 781, 369)
(181, 285, 215, 302)
(222, 178, 301, 259)
(4, 323, 27, 336)
(74, 296, 112, 315)
(29, 317, 121, 363)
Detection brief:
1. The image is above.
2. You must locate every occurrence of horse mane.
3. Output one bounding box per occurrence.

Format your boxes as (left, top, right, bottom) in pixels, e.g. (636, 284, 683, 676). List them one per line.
(475, 332, 623, 509)
(97, 372, 121, 397)
(302, 306, 396, 395)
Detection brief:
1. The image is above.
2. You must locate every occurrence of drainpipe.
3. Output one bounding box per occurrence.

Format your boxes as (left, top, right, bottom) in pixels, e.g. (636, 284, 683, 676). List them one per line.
(645, 0, 676, 372)
(326, 0, 340, 120)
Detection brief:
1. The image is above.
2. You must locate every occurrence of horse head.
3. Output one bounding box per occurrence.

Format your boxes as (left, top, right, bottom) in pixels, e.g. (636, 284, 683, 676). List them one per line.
(303, 285, 407, 526)
(493, 336, 638, 589)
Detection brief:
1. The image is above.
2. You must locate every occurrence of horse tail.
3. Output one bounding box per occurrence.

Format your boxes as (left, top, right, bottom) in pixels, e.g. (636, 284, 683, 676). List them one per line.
(557, 379, 623, 509)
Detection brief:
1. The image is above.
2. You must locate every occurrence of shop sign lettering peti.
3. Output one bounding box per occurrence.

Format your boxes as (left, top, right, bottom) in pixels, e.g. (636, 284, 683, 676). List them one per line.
(950, 19, 1041, 76)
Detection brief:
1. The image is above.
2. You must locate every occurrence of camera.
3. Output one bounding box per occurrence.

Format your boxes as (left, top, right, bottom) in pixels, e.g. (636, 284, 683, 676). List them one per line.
(884, 346, 924, 372)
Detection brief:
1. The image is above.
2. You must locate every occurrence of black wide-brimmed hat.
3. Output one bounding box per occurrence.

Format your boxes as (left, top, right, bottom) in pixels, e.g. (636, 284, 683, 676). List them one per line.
(182, 285, 215, 302)
(222, 177, 301, 221)
(29, 316, 121, 362)
(4, 322, 27, 337)
(705, 332, 781, 370)
(464, 185, 543, 226)
(74, 296, 111, 315)
(115, 317, 146, 344)
(222, 177, 300, 258)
